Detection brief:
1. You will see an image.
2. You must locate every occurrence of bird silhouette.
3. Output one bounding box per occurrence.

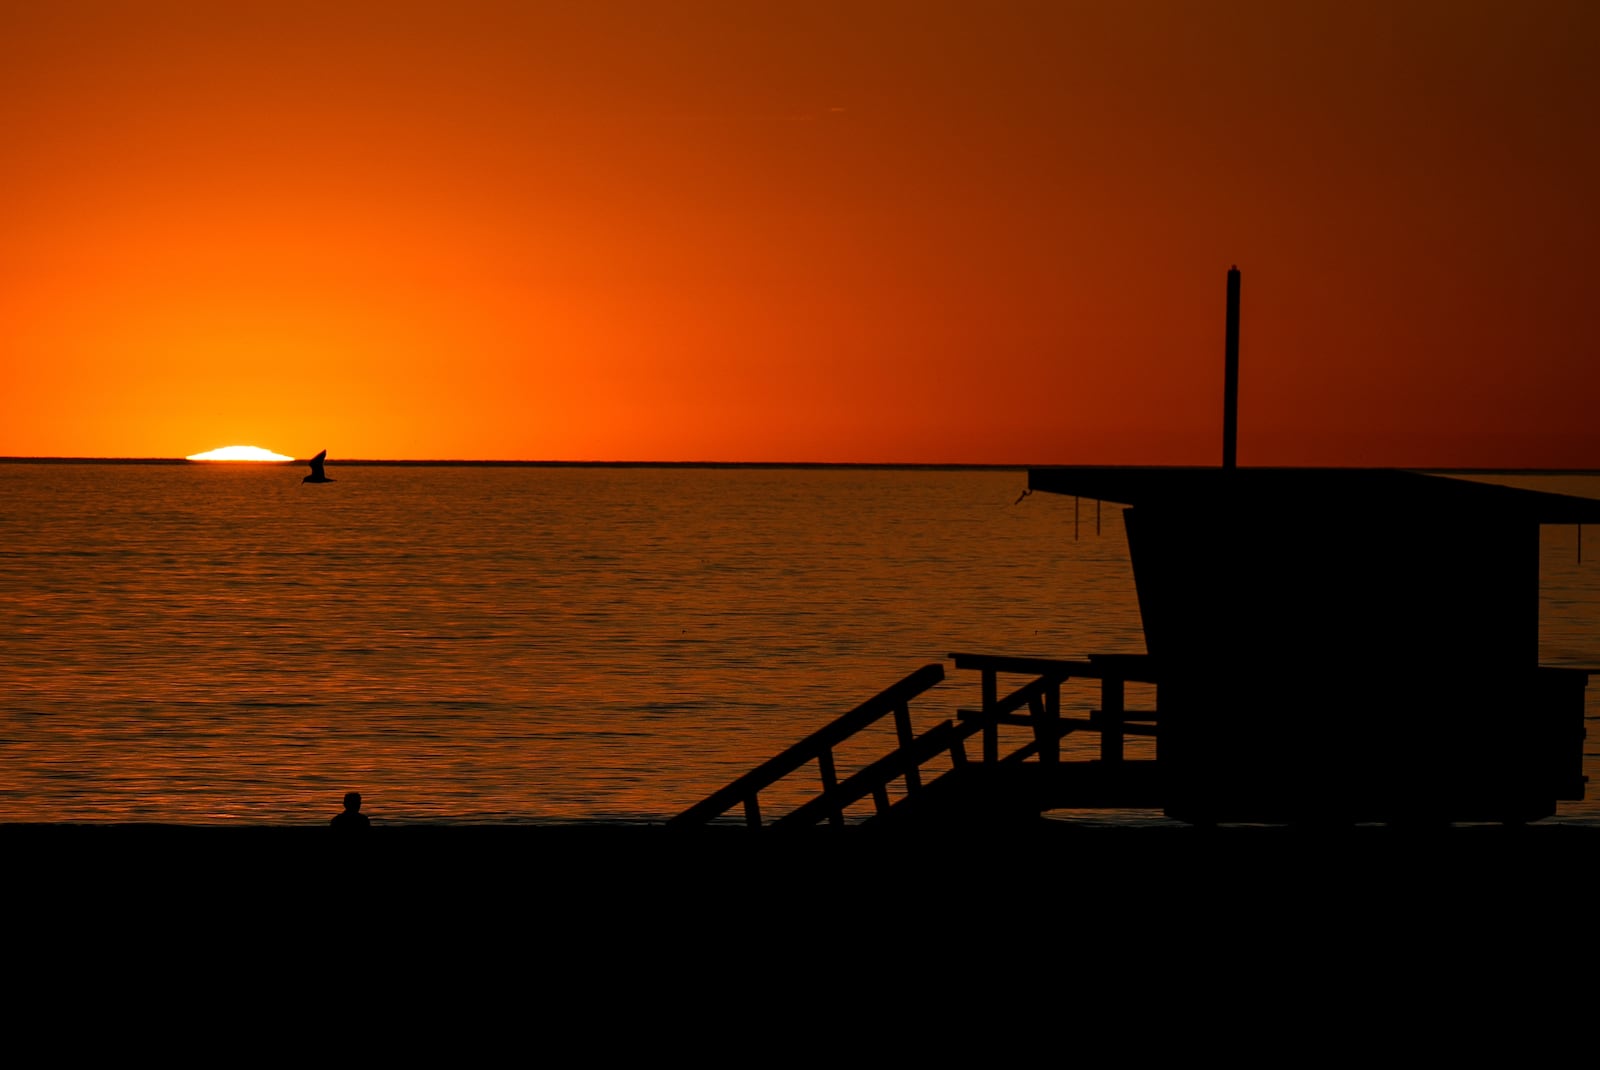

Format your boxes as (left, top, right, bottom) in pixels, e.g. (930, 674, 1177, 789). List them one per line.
(302, 449, 335, 484)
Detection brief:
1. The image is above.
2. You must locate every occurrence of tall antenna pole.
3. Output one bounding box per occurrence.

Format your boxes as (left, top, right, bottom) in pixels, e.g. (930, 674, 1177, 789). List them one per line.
(1222, 265, 1241, 469)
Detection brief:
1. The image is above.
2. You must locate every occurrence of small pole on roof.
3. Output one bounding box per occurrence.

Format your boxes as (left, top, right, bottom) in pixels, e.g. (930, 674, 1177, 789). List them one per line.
(1223, 265, 1241, 470)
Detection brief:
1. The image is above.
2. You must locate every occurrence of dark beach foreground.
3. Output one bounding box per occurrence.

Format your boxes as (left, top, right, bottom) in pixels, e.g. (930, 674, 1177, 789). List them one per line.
(9, 821, 1594, 1036)
(10, 820, 1594, 924)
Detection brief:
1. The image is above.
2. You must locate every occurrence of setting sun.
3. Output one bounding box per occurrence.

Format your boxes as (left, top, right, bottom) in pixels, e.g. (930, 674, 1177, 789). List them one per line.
(185, 445, 293, 462)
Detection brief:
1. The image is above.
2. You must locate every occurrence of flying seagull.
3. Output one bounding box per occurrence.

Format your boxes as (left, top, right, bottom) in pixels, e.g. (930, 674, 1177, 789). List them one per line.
(302, 449, 335, 484)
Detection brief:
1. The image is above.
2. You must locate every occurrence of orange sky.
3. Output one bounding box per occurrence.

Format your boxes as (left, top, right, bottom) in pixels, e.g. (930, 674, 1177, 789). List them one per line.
(1, 2, 1596, 464)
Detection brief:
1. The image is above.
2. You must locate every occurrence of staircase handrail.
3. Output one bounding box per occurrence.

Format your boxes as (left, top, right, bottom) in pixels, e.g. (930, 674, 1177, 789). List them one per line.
(667, 662, 946, 827)
(771, 718, 982, 828)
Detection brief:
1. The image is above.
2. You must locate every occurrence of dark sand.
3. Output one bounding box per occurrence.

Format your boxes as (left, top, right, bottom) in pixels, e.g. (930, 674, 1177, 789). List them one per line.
(10, 820, 1594, 921)
(10, 822, 1591, 1027)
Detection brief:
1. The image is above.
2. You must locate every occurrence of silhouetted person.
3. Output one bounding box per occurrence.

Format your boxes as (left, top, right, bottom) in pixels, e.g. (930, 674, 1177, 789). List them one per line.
(331, 791, 370, 828)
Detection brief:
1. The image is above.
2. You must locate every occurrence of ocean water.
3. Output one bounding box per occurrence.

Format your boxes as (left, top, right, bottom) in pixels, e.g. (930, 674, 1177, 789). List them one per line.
(1, 462, 1595, 826)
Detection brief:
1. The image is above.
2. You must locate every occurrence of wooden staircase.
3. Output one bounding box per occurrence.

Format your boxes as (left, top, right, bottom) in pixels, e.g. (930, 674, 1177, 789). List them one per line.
(668, 655, 1164, 828)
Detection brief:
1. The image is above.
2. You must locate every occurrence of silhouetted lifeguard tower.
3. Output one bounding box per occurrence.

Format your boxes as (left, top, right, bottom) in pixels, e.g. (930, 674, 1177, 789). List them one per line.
(674, 269, 1598, 827)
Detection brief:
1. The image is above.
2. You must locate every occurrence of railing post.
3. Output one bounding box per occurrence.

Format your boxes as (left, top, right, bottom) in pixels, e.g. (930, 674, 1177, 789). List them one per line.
(743, 795, 762, 829)
(1042, 682, 1061, 764)
(818, 749, 843, 827)
(893, 701, 922, 792)
(982, 669, 998, 763)
(1023, 679, 1062, 761)
(1101, 676, 1125, 764)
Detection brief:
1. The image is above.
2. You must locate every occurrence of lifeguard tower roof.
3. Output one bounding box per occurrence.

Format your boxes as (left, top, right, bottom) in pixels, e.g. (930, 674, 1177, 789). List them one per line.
(1028, 466, 1600, 525)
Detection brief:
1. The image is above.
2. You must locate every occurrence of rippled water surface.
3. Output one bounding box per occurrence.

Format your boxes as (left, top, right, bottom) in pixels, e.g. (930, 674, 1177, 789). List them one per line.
(1, 463, 1595, 825)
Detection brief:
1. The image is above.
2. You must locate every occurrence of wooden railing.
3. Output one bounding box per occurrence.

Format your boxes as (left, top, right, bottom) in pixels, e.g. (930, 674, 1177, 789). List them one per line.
(771, 718, 982, 828)
(670, 654, 1165, 829)
(948, 652, 1161, 765)
(668, 663, 950, 828)
(671, 652, 1585, 827)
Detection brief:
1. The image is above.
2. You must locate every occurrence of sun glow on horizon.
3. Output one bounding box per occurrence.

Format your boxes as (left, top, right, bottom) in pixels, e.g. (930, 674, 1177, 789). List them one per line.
(185, 445, 294, 462)
(2, 8, 1597, 467)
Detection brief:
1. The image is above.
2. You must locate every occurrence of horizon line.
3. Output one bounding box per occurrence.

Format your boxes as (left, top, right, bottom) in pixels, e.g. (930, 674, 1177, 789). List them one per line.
(3, 456, 1033, 470)
(3, 456, 1599, 476)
